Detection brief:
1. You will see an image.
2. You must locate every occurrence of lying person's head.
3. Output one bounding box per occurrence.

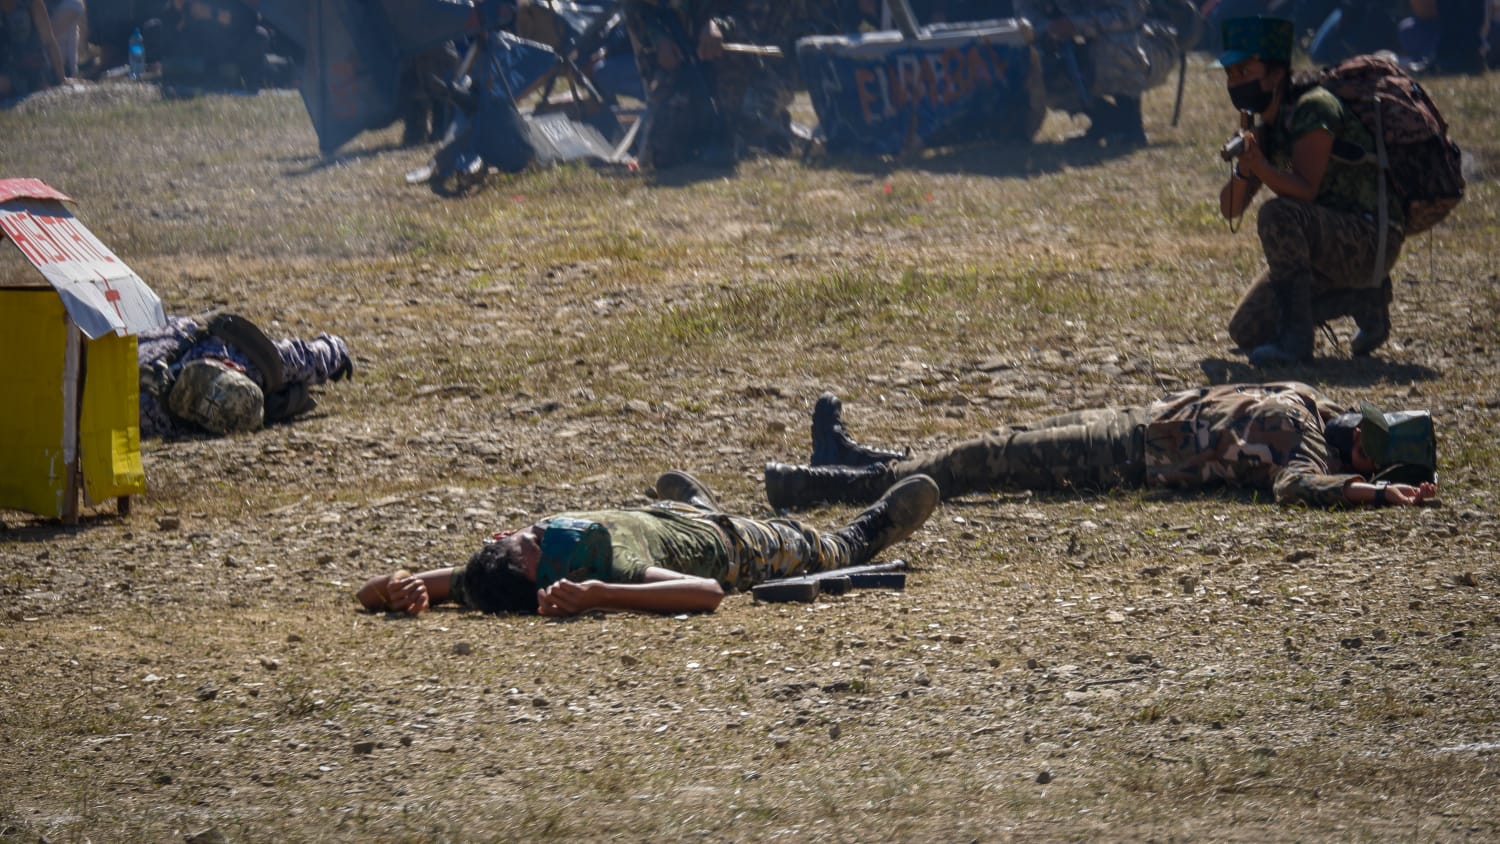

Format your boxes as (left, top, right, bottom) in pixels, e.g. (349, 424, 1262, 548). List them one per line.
(459, 540, 541, 614)
(1324, 403, 1437, 483)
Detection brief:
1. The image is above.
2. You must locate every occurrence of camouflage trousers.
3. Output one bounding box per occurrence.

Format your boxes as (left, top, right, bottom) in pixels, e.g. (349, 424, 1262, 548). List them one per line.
(650, 502, 852, 592)
(888, 407, 1150, 497)
(1228, 198, 1405, 351)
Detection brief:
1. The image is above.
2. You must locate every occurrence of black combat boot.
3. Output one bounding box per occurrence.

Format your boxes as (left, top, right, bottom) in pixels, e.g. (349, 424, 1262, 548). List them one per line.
(1248, 281, 1315, 367)
(1350, 276, 1393, 357)
(764, 462, 895, 511)
(654, 470, 721, 512)
(811, 393, 907, 467)
(1107, 96, 1147, 147)
(830, 475, 940, 566)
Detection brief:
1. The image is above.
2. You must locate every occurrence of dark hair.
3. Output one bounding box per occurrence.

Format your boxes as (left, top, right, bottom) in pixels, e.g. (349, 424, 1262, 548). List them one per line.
(1324, 412, 1363, 472)
(461, 543, 539, 614)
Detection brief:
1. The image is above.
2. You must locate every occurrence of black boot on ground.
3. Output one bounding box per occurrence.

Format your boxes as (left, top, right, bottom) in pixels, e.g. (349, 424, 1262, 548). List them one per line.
(764, 462, 894, 512)
(811, 393, 906, 467)
(654, 470, 721, 512)
(1351, 276, 1393, 357)
(1248, 282, 1315, 367)
(833, 475, 941, 566)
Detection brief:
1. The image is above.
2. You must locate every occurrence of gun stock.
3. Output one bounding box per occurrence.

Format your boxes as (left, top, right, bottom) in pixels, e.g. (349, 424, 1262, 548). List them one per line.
(752, 560, 908, 603)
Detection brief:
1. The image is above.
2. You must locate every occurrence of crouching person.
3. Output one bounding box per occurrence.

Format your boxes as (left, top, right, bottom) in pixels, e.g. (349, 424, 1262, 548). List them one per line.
(357, 470, 940, 617)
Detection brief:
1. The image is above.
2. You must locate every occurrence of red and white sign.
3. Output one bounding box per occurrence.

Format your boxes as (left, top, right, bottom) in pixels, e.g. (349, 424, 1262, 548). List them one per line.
(0, 178, 165, 339)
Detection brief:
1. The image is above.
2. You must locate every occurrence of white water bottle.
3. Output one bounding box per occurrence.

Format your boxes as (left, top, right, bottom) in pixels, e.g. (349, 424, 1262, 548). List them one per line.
(128, 28, 145, 80)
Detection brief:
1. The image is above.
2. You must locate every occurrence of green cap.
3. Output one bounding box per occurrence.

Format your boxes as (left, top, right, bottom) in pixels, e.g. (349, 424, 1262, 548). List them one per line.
(1215, 17, 1295, 68)
(1359, 401, 1437, 484)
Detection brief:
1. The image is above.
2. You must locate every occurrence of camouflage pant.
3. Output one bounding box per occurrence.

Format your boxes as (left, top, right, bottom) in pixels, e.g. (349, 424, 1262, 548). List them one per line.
(1228, 198, 1405, 350)
(889, 407, 1150, 498)
(650, 502, 852, 592)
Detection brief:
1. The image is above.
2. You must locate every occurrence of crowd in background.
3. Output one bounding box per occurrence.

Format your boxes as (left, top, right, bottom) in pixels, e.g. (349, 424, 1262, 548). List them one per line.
(4, 1, 1496, 118)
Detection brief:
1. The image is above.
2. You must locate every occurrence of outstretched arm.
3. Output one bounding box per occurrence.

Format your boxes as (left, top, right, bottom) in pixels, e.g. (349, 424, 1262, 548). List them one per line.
(1342, 480, 1438, 507)
(357, 568, 454, 615)
(536, 567, 724, 617)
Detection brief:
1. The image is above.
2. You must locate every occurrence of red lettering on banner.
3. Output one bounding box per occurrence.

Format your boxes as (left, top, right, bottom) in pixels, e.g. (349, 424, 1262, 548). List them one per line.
(849, 42, 1017, 127)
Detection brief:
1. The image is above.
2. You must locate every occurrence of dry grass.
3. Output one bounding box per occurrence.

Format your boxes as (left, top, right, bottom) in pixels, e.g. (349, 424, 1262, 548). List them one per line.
(2, 59, 1500, 842)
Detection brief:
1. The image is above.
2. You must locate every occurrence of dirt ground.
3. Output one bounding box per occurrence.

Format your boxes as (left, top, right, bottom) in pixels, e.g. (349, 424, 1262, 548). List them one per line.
(3, 62, 1500, 842)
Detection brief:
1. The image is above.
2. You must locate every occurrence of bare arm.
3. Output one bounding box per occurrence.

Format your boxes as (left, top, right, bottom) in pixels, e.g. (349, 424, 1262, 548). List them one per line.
(536, 566, 725, 616)
(1342, 480, 1438, 507)
(356, 568, 454, 615)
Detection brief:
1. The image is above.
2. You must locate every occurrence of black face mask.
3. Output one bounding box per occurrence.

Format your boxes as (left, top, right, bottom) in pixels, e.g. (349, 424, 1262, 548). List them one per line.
(1227, 79, 1274, 114)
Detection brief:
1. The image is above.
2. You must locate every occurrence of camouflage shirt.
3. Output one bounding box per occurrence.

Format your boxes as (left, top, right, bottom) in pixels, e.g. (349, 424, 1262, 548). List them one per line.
(1020, 0, 1155, 97)
(1142, 382, 1362, 506)
(1267, 85, 1406, 227)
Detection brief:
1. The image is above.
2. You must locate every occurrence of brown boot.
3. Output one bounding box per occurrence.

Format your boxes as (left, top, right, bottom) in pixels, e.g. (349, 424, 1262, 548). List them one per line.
(829, 475, 940, 566)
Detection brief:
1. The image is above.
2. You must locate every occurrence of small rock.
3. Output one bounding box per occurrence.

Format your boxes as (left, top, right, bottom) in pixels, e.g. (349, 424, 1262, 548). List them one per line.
(157, 516, 181, 531)
(1026, 658, 1040, 670)
(772, 734, 791, 749)
(259, 657, 280, 671)
(532, 696, 549, 708)
(286, 634, 302, 643)
(451, 641, 472, 656)
(195, 685, 218, 702)
(154, 773, 174, 785)
(828, 724, 841, 740)
(352, 741, 376, 755)
(1340, 637, 1364, 649)
(913, 672, 931, 687)
(1036, 770, 1053, 784)
(620, 654, 640, 667)
(184, 829, 226, 844)
(1284, 550, 1316, 563)
(1457, 572, 1480, 588)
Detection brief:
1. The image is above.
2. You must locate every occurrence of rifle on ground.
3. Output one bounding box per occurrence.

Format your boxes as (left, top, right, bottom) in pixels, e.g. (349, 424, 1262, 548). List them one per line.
(752, 560, 908, 603)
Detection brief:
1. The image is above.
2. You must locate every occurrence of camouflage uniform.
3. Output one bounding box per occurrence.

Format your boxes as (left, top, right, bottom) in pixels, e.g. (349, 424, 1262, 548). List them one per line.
(137, 314, 350, 438)
(448, 502, 871, 607)
(1228, 86, 1407, 353)
(887, 382, 1362, 507)
(623, 0, 796, 166)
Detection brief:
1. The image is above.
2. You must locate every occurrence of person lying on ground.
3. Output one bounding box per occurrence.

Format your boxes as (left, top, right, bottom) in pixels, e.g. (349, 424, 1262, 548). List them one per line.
(136, 311, 353, 437)
(357, 470, 940, 617)
(765, 383, 1438, 511)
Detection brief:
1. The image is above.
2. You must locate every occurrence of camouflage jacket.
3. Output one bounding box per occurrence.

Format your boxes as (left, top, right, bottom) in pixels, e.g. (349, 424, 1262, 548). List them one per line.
(1142, 382, 1362, 507)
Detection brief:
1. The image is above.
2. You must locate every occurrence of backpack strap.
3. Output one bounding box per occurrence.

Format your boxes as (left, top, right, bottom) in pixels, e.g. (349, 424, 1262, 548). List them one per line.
(1371, 95, 1389, 289)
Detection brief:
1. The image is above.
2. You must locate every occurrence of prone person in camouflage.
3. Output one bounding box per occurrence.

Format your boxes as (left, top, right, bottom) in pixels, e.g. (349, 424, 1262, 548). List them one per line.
(764, 385, 1438, 511)
(1019, 0, 1182, 147)
(356, 470, 940, 617)
(622, 0, 804, 168)
(137, 312, 353, 438)
(1217, 17, 1406, 366)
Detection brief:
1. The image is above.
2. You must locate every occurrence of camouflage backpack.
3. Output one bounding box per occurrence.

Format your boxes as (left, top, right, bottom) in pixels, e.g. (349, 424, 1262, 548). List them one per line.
(1318, 55, 1465, 235)
(168, 359, 265, 435)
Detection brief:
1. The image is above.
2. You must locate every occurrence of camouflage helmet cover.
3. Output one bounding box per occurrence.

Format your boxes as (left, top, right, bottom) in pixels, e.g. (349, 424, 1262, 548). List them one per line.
(168, 358, 265, 434)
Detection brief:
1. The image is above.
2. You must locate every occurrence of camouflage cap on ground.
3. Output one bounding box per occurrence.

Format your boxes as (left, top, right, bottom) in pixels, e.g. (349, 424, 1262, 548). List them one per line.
(168, 358, 265, 435)
(1359, 401, 1437, 484)
(1215, 17, 1295, 68)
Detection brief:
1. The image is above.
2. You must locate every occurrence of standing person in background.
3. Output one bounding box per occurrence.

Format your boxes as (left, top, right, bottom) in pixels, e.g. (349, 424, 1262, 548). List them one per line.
(47, 0, 83, 77)
(0, 0, 67, 98)
(1020, 0, 1179, 147)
